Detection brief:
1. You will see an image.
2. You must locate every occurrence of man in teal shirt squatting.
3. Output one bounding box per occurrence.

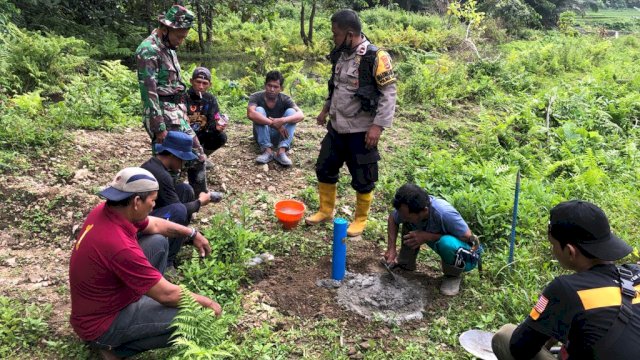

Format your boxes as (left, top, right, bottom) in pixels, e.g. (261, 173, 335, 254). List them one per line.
(384, 184, 481, 296)
(135, 5, 209, 196)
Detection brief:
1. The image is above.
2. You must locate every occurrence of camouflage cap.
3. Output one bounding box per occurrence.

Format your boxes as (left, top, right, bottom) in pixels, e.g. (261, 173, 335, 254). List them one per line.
(158, 5, 194, 29)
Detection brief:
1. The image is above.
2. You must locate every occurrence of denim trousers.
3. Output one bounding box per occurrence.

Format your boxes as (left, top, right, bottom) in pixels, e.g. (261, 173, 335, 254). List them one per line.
(253, 107, 297, 150)
(90, 234, 178, 357)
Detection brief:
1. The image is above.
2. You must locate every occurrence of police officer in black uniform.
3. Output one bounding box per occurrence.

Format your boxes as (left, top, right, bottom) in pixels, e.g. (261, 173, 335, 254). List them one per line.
(306, 9, 397, 237)
(492, 200, 640, 360)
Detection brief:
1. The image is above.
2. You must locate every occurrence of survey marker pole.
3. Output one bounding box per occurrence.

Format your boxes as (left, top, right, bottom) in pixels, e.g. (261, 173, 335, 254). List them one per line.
(332, 218, 348, 280)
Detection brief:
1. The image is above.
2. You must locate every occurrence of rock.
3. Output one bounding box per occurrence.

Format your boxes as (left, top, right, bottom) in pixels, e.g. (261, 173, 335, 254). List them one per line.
(73, 169, 91, 181)
(254, 179, 260, 184)
(348, 346, 357, 356)
(221, 183, 227, 192)
(341, 206, 353, 216)
(71, 224, 80, 236)
(66, 211, 73, 219)
(7, 237, 19, 247)
(260, 253, 275, 262)
(29, 274, 43, 283)
(4, 257, 16, 267)
(256, 174, 264, 179)
(359, 341, 370, 350)
(262, 164, 269, 173)
(268, 186, 276, 192)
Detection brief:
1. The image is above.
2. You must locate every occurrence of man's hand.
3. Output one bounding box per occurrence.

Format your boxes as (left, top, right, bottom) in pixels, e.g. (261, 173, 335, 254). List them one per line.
(278, 126, 289, 139)
(384, 248, 397, 265)
(155, 130, 168, 144)
(402, 231, 429, 250)
(198, 192, 211, 206)
(316, 110, 328, 126)
(270, 117, 285, 129)
(365, 124, 383, 149)
(215, 123, 227, 132)
(207, 300, 222, 316)
(192, 232, 211, 258)
(198, 153, 207, 163)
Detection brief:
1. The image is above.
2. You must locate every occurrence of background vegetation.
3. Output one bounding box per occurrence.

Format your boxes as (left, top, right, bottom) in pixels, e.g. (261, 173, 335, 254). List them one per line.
(1, 0, 639, 358)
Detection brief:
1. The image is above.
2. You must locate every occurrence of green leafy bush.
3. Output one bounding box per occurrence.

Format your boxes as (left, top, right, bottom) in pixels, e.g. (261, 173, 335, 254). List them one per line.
(0, 297, 51, 357)
(0, 24, 90, 96)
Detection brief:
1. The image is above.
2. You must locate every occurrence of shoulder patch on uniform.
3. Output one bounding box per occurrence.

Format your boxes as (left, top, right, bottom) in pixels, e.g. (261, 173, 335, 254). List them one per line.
(374, 51, 396, 86)
(529, 294, 549, 321)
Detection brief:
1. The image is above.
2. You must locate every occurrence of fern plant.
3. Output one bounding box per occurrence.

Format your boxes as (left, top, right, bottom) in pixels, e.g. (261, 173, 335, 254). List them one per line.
(169, 285, 238, 359)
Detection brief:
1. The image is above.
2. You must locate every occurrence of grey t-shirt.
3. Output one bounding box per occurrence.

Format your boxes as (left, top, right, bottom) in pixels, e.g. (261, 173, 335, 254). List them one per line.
(248, 91, 297, 119)
(392, 195, 469, 239)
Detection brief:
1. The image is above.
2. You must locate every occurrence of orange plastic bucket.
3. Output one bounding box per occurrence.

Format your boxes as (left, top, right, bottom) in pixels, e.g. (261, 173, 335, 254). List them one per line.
(274, 199, 306, 230)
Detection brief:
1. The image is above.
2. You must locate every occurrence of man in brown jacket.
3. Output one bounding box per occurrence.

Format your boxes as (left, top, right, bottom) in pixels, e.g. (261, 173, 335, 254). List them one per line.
(306, 9, 397, 237)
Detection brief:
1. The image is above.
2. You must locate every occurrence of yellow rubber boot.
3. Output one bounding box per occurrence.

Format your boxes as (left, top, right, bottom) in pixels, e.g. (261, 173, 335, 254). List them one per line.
(347, 191, 373, 237)
(305, 182, 337, 225)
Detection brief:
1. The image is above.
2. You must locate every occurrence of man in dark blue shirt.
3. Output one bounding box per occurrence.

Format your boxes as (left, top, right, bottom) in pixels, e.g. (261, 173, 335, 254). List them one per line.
(492, 200, 640, 360)
(141, 131, 218, 269)
(384, 184, 480, 296)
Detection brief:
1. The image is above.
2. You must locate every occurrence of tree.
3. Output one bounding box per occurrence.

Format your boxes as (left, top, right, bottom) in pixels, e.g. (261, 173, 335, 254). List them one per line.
(448, 0, 485, 59)
(300, 0, 318, 46)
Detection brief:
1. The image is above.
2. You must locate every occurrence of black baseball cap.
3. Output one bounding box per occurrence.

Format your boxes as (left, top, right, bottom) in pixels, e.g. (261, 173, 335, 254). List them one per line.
(549, 200, 631, 261)
(191, 67, 211, 82)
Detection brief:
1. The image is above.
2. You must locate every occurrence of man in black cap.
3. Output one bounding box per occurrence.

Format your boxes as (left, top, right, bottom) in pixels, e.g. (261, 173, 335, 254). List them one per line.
(141, 131, 222, 269)
(186, 66, 227, 165)
(492, 200, 640, 360)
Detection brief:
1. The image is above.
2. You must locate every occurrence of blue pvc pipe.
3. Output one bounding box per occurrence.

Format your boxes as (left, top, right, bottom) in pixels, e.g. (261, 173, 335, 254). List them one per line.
(332, 218, 348, 280)
(508, 170, 521, 267)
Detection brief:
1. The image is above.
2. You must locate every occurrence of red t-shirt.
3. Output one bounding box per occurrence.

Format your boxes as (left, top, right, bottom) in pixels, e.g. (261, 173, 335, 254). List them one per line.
(69, 202, 163, 341)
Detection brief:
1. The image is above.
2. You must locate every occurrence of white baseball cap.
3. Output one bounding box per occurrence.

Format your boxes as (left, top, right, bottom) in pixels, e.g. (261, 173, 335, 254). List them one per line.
(99, 167, 159, 201)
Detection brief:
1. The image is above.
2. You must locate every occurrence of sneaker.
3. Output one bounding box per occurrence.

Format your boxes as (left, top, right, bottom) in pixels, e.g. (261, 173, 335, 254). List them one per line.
(440, 275, 462, 296)
(256, 151, 274, 164)
(274, 152, 293, 166)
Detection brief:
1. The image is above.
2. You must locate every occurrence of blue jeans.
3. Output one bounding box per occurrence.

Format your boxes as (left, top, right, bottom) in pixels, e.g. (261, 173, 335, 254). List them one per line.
(253, 107, 297, 151)
(90, 234, 177, 357)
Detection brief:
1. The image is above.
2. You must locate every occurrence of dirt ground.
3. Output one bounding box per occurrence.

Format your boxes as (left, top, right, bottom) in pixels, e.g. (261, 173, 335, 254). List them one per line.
(0, 119, 447, 348)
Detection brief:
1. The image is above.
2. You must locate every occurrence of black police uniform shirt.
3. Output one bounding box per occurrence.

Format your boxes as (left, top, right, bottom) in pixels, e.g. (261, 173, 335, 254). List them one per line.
(515, 264, 640, 359)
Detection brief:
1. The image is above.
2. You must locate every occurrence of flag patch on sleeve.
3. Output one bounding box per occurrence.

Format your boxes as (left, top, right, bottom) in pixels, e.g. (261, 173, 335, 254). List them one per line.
(529, 295, 549, 321)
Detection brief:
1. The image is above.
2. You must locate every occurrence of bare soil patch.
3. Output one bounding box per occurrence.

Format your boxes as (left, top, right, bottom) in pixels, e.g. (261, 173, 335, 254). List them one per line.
(0, 118, 437, 345)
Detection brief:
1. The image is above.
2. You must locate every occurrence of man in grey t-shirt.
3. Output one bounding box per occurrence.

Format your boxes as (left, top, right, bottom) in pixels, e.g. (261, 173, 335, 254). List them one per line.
(247, 70, 304, 166)
(384, 184, 480, 296)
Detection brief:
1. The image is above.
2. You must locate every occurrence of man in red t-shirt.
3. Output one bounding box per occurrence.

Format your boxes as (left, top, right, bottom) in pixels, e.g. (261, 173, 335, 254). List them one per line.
(69, 167, 222, 359)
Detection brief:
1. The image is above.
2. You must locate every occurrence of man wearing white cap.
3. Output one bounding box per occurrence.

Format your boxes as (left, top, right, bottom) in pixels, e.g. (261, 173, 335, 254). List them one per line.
(69, 167, 221, 359)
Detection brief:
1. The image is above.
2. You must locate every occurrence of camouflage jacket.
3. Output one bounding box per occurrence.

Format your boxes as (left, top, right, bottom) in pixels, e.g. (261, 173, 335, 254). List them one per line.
(135, 29, 190, 136)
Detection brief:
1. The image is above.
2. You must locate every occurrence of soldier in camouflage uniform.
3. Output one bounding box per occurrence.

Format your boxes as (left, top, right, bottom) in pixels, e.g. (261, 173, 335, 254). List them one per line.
(135, 5, 209, 196)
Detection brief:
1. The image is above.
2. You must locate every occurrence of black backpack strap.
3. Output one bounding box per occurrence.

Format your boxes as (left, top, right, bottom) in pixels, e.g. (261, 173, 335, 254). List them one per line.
(597, 265, 638, 349)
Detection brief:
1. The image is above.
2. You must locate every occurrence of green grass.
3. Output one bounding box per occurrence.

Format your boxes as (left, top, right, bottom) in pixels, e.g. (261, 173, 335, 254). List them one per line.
(576, 9, 640, 30)
(3, 5, 640, 359)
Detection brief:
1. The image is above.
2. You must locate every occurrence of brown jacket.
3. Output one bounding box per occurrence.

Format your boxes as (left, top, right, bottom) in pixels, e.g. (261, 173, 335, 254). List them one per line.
(327, 39, 397, 134)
